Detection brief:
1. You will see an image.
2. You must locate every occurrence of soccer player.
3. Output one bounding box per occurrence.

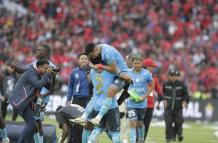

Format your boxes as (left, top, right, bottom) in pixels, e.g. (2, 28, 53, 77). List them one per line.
(72, 66, 120, 143)
(143, 58, 163, 141)
(84, 43, 131, 125)
(86, 68, 120, 143)
(8, 44, 57, 73)
(8, 59, 51, 143)
(33, 86, 51, 143)
(125, 54, 133, 69)
(127, 54, 153, 143)
(117, 54, 133, 105)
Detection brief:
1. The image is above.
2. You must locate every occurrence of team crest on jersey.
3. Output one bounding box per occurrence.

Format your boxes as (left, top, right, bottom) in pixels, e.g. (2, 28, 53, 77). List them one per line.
(105, 54, 110, 59)
(115, 80, 119, 84)
(135, 78, 140, 83)
(75, 73, 79, 78)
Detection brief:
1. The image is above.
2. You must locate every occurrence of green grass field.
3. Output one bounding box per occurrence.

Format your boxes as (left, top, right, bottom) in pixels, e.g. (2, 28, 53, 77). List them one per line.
(6, 115, 218, 143)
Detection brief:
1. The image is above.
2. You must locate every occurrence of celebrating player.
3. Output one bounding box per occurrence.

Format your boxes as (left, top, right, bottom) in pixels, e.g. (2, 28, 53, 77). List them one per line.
(84, 43, 131, 125)
(126, 54, 153, 143)
(87, 68, 120, 143)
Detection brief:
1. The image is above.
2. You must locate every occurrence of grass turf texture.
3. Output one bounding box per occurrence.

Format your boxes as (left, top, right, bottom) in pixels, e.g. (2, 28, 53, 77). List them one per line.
(5, 115, 218, 143)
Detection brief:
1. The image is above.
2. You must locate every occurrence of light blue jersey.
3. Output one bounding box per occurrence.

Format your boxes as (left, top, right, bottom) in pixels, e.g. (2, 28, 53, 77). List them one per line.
(127, 68, 153, 108)
(100, 44, 129, 72)
(34, 87, 50, 121)
(39, 87, 50, 105)
(90, 69, 118, 111)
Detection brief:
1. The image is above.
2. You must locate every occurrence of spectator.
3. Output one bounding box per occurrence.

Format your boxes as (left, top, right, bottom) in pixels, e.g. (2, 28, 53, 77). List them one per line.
(0, 0, 217, 98)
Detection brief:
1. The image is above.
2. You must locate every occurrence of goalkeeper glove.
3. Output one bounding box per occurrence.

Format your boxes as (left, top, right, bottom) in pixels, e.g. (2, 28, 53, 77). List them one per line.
(128, 89, 143, 103)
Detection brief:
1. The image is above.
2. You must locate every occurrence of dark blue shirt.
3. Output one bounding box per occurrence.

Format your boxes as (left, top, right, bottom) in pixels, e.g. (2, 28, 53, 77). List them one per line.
(67, 67, 89, 101)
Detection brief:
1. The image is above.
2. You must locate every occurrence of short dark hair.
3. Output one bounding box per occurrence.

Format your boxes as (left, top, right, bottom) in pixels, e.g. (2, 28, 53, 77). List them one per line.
(85, 42, 96, 55)
(77, 53, 87, 59)
(40, 44, 51, 57)
(175, 70, 180, 76)
(36, 59, 49, 67)
(126, 54, 132, 60)
(169, 68, 181, 76)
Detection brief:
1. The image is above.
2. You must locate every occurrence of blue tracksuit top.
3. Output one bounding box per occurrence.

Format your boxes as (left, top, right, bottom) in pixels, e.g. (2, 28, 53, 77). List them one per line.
(67, 67, 89, 101)
(9, 66, 50, 112)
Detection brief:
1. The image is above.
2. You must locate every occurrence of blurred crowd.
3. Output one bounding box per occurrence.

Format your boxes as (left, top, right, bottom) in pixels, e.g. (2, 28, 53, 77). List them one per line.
(0, 0, 218, 99)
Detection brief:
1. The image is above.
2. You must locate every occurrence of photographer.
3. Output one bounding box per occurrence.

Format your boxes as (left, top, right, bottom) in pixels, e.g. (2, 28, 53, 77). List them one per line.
(9, 59, 52, 143)
(8, 44, 59, 143)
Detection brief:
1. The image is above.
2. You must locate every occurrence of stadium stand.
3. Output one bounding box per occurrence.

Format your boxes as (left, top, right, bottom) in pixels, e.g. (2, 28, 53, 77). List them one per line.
(0, 0, 217, 99)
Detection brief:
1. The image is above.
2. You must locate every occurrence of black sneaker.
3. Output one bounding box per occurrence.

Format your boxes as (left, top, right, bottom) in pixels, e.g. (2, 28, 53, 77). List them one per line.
(178, 136, 183, 142)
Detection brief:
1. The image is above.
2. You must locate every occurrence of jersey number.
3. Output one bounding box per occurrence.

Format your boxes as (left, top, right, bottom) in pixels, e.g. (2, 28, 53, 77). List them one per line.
(128, 110, 136, 118)
(95, 74, 103, 94)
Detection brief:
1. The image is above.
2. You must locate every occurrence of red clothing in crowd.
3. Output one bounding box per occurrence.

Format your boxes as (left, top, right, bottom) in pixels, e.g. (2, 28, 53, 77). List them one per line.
(147, 74, 163, 109)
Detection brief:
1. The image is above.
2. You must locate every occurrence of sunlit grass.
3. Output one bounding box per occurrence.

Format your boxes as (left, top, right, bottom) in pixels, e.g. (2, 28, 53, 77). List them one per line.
(5, 114, 218, 143)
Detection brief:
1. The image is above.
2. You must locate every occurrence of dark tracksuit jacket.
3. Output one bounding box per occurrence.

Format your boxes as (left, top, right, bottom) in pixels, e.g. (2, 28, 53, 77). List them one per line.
(9, 66, 50, 113)
(67, 67, 90, 107)
(8, 66, 50, 143)
(163, 80, 189, 111)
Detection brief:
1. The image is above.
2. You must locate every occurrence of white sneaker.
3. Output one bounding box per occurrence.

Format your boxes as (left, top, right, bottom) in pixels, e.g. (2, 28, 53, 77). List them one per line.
(88, 118, 100, 126)
(2, 137, 10, 143)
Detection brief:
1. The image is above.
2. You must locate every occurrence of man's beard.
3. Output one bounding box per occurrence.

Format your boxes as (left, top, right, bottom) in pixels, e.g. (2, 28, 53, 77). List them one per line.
(90, 54, 103, 64)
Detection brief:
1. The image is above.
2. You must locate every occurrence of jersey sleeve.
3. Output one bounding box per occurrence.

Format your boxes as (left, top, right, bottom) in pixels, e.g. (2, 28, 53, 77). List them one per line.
(67, 70, 75, 101)
(154, 77, 163, 96)
(145, 71, 153, 83)
(154, 77, 164, 102)
(103, 51, 115, 65)
(90, 69, 94, 83)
